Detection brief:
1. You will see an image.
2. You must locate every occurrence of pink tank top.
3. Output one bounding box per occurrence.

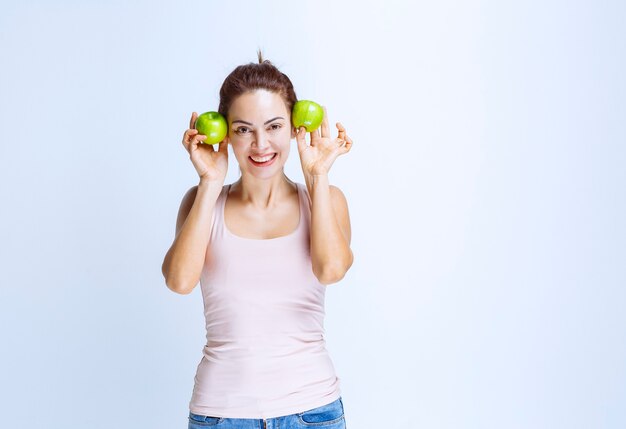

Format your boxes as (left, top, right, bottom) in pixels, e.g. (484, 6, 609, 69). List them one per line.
(188, 182, 341, 419)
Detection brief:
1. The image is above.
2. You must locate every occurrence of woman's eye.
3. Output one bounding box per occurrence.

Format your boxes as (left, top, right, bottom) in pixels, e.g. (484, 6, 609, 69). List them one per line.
(236, 127, 249, 134)
(269, 124, 281, 131)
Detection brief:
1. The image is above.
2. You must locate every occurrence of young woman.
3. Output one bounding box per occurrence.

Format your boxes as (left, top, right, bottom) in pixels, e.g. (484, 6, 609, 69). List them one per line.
(161, 52, 354, 429)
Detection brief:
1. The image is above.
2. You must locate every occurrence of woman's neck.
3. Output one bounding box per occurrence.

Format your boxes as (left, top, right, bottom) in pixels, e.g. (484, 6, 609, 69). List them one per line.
(232, 172, 295, 210)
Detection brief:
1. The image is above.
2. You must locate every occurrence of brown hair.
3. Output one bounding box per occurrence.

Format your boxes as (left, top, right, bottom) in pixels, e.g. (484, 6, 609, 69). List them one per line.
(217, 49, 298, 123)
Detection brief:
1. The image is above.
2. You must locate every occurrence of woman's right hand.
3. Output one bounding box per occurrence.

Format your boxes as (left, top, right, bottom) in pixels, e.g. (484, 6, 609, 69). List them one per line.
(182, 112, 229, 183)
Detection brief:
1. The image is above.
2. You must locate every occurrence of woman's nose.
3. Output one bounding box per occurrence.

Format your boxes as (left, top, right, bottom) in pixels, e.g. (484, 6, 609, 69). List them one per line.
(253, 131, 270, 149)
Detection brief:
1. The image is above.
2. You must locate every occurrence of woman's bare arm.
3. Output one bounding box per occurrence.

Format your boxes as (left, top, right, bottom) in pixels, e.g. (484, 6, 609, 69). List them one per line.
(161, 180, 223, 294)
(307, 174, 353, 285)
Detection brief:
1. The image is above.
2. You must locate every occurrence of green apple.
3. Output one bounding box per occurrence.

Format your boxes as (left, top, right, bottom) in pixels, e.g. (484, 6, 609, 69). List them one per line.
(195, 111, 228, 145)
(292, 100, 324, 132)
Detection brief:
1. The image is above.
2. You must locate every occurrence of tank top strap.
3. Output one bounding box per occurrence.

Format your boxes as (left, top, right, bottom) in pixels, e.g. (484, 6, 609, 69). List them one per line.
(296, 182, 311, 237)
(296, 182, 309, 208)
(209, 184, 230, 241)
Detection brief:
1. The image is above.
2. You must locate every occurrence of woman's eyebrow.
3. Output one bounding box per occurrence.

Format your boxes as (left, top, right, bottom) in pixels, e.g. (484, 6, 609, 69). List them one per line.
(232, 116, 284, 126)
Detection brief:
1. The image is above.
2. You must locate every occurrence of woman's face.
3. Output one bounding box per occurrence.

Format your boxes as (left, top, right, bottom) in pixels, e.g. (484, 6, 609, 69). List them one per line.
(227, 89, 296, 180)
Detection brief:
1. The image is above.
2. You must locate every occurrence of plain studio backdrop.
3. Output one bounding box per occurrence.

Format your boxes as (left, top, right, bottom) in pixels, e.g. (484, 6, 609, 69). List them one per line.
(0, 0, 624, 428)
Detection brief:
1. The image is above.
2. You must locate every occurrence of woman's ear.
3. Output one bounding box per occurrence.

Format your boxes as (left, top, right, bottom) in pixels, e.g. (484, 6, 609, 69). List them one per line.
(291, 126, 297, 139)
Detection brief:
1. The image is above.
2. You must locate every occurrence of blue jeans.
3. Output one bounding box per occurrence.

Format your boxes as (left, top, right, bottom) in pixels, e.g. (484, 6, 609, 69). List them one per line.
(188, 397, 346, 428)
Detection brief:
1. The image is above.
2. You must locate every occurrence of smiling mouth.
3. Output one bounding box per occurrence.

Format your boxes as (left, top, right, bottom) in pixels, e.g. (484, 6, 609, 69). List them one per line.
(249, 153, 277, 165)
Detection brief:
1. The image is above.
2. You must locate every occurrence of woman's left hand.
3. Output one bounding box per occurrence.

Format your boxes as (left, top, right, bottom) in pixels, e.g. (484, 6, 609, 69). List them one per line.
(295, 106, 353, 176)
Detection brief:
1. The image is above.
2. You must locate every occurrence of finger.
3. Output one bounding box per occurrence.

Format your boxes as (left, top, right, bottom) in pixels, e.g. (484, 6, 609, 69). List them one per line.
(336, 122, 346, 140)
(296, 126, 307, 153)
(342, 134, 353, 153)
(310, 126, 321, 146)
(218, 136, 229, 154)
(184, 129, 198, 140)
(190, 112, 198, 129)
(193, 134, 207, 147)
(182, 129, 198, 150)
(320, 106, 330, 139)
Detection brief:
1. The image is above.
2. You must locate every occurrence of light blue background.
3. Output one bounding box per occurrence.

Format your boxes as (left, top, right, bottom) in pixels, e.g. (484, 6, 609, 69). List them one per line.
(1, 1, 624, 428)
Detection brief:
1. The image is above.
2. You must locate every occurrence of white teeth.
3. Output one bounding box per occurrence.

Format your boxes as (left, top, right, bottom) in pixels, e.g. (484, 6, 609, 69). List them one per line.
(250, 154, 275, 163)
